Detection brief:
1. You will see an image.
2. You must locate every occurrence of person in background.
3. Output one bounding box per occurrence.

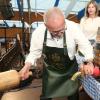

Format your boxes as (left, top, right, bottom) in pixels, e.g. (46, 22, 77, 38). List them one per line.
(80, 0, 100, 46)
(79, 1, 100, 100)
(19, 7, 94, 100)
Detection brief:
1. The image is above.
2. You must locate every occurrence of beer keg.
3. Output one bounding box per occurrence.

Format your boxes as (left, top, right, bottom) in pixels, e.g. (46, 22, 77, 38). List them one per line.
(0, 70, 32, 91)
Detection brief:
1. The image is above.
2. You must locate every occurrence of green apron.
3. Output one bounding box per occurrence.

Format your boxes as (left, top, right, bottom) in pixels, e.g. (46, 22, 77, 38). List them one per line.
(42, 29, 79, 98)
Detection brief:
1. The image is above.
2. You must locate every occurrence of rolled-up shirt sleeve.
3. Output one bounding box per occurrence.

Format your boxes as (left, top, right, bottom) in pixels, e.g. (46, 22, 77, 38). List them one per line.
(74, 25, 94, 61)
(25, 24, 46, 65)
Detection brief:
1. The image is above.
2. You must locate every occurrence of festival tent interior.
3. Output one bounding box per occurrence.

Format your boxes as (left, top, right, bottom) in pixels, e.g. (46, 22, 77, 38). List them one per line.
(0, 0, 100, 100)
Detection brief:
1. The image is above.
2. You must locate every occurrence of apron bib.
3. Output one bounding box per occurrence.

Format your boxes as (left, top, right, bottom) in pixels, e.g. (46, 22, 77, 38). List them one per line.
(42, 29, 79, 98)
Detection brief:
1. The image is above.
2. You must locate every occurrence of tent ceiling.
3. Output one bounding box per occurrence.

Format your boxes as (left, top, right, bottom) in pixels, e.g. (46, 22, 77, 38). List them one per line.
(11, 0, 90, 14)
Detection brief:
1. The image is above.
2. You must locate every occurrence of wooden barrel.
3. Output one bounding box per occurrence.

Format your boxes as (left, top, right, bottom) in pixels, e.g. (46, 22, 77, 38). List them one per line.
(0, 70, 20, 91)
(94, 43, 100, 67)
(96, 27, 100, 43)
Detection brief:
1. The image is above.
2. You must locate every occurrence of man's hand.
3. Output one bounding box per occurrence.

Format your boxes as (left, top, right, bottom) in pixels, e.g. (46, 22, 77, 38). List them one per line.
(19, 62, 32, 80)
(79, 62, 94, 76)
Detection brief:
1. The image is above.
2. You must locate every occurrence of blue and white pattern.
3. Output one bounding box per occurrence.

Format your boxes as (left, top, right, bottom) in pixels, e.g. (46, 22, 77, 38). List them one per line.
(75, 51, 100, 100)
(81, 76, 100, 100)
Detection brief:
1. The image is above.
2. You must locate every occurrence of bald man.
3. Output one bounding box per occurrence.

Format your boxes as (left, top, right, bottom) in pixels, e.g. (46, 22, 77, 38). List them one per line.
(20, 7, 94, 100)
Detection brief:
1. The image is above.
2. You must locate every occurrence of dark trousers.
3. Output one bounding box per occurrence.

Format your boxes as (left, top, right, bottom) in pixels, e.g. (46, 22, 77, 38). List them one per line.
(40, 92, 79, 100)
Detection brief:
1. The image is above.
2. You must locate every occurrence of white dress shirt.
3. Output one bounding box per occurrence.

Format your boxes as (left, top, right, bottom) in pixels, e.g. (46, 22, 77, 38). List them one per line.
(25, 19, 94, 65)
(80, 17, 100, 40)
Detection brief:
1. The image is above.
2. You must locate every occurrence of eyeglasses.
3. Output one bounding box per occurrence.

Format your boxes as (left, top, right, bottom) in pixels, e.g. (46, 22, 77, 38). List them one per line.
(49, 25, 67, 37)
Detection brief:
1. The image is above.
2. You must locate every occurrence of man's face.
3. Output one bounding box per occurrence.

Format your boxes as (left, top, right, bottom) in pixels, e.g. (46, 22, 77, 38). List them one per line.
(45, 17, 66, 38)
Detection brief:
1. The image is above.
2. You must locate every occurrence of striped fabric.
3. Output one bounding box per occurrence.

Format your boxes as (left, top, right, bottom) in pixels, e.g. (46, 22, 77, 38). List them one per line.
(81, 76, 100, 100)
(75, 49, 100, 100)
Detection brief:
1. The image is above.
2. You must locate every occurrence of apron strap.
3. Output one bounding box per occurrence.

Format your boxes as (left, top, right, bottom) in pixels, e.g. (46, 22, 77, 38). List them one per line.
(63, 32, 67, 55)
(42, 29, 47, 53)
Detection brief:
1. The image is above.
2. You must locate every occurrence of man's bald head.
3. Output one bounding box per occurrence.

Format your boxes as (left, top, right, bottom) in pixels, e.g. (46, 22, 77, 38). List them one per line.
(44, 7, 64, 23)
(43, 7, 65, 31)
(43, 7, 66, 38)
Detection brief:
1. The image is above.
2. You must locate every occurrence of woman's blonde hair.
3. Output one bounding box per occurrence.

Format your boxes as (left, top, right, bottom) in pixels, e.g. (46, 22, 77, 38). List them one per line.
(85, 0, 99, 17)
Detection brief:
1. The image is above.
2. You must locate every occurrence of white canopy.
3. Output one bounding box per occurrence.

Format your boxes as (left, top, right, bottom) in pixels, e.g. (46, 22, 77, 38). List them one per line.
(10, 0, 90, 15)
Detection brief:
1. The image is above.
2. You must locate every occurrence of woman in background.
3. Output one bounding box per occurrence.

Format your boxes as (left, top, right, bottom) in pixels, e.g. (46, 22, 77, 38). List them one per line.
(80, 0, 100, 46)
(80, 1, 100, 100)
